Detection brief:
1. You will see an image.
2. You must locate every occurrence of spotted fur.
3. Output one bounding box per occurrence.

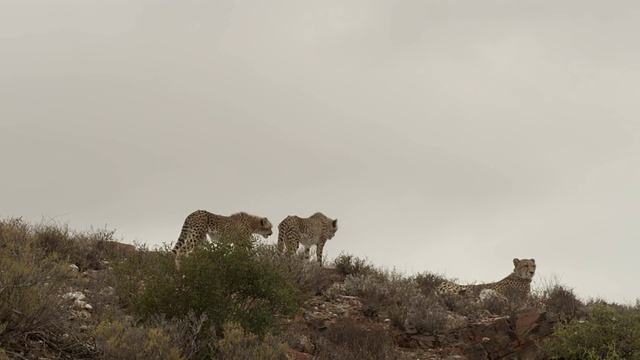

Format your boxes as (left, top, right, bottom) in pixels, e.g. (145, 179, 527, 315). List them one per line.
(436, 258, 536, 300)
(172, 210, 273, 269)
(277, 212, 338, 263)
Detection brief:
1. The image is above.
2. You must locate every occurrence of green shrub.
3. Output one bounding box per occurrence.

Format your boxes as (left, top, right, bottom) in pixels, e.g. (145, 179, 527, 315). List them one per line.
(214, 321, 287, 360)
(543, 304, 640, 359)
(113, 239, 303, 338)
(94, 320, 185, 360)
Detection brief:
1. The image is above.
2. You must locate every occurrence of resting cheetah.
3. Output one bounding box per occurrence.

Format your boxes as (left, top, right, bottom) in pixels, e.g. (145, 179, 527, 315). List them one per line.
(436, 258, 536, 300)
(277, 212, 338, 263)
(172, 210, 273, 269)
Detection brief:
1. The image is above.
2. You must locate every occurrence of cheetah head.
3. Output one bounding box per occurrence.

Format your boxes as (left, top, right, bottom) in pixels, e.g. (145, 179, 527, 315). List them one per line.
(310, 212, 338, 240)
(513, 258, 536, 280)
(324, 218, 338, 240)
(258, 217, 274, 238)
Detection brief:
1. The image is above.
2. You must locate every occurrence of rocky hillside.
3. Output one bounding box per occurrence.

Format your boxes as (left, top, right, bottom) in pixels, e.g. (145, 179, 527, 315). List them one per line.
(1, 218, 639, 360)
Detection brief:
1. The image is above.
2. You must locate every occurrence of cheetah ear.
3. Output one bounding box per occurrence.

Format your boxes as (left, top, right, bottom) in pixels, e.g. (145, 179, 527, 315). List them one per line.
(332, 219, 338, 229)
(530, 258, 535, 263)
(513, 258, 520, 266)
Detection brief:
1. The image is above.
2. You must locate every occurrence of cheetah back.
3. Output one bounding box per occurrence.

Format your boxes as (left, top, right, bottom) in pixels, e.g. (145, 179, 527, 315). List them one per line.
(173, 210, 273, 269)
(436, 258, 536, 300)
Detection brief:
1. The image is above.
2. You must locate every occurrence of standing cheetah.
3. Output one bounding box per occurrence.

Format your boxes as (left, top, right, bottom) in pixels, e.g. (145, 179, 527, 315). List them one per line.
(277, 212, 338, 263)
(436, 258, 537, 300)
(172, 210, 273, 270)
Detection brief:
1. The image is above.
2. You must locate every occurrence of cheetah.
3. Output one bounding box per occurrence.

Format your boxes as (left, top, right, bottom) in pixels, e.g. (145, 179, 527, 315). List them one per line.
(436, 258, 536, 301)
(172, 210, 273, 269)
(277, 212, 338, 263)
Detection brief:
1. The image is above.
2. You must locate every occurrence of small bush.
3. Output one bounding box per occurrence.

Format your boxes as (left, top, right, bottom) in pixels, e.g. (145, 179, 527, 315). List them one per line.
(413, 271, 448, 296)
(333, 253, 378, 277)
(94, 319, 185, 360)
(437, 291, 488, 319)
(214, 321, 287, 360)
(258, 245, 336, 296)
(113, 239, 303, 338)
(404, 296, 451, 334)
(33, 220, 118, 271)
(147, 312, 214, 360)
(542, 284, 584, 320)
(344, 271, 452, 334)
(344, 274, 390, 318)
(543, 304, 640, 359)
(314, 317, 395, 360)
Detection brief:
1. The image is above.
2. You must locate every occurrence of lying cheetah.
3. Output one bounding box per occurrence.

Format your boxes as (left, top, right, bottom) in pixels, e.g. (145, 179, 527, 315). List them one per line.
(172, 210, 273, 269)
(436, 258, 536, 301)
(277, 212, 338, 263)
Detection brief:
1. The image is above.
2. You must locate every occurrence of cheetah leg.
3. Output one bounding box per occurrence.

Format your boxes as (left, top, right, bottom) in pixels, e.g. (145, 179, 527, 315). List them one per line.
(277, 235, 284, 253)
(315, 241, 325, 264)
(174, 232, 205, 270)
(175, 249, 183, 270)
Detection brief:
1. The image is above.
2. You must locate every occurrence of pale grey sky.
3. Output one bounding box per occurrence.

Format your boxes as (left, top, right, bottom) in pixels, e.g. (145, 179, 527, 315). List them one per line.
(1, 0, 639, 303)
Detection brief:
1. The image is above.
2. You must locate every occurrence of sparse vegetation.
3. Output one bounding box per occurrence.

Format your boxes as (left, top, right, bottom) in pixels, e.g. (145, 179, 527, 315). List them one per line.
(214, 321, 288, 360)
(333, 252, 378, 277)
(0, 217, 99, 358)
(93, 319, 185, 360)
(413, 271, 448, 296)
(542, 284, 584, 320)
(2, 215, 638, 359)
(543, 304, 640, 359)
(258, 244, 337, 296)
(313, 317, 396, 360)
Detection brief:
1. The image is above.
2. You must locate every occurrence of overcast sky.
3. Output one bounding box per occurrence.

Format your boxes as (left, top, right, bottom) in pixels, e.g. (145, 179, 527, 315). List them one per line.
(1, 0, 639, 304)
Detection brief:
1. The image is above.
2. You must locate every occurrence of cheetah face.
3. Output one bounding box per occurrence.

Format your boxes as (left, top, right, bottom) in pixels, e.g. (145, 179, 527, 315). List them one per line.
(513, 258, 536, 280)
(257, 217, 273, 238)
(324, 219, 338, 240)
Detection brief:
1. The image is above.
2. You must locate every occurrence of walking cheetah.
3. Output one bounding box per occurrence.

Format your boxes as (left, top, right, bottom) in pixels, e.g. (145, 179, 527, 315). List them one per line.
(172, 210, 273, 269)
(436, 258, 536, 301)
(277, 212, 338, 263)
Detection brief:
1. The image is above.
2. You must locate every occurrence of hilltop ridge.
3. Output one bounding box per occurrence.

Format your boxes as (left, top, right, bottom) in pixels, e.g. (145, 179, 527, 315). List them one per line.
(1, 217, 638, 360)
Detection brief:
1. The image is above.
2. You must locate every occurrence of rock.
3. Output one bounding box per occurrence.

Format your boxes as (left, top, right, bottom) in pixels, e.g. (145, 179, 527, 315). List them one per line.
(446, 313, 469, 332)
(462, 307, 555, 359)
(413, 334, 439, 348)
(62, 291, 86, 302)
(286, 349, 314, 360)
(309, 318, 328, 331)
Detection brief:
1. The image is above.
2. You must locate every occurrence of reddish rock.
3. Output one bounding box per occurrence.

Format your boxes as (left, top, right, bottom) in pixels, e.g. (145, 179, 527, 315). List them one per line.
(286, 349, 314, 360)
(462, 308, 555, 359)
